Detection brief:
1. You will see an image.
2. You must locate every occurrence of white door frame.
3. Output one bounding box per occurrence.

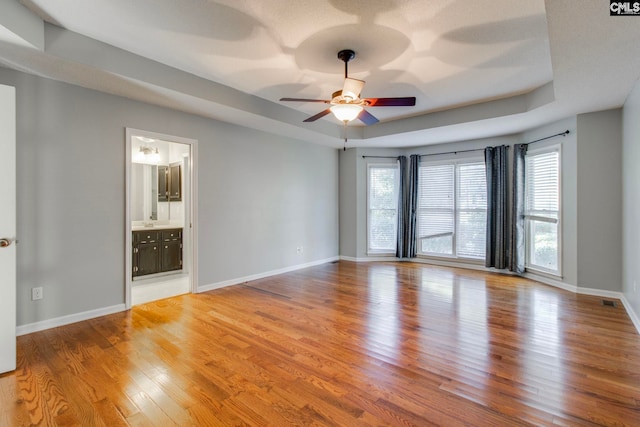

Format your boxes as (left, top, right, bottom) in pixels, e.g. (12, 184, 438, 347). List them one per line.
(0, 84, 16, 373)
(125, 128, 198, 309)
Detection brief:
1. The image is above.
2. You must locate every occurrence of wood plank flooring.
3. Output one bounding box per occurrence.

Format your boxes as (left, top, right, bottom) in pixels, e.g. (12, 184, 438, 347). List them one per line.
(2, 261, 640, 426)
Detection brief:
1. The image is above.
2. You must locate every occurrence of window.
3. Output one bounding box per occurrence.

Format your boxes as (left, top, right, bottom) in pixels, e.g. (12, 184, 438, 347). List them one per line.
(524, 147, 560, 274)
(367, 164, 399, 254)
(417, 160, 487, 260)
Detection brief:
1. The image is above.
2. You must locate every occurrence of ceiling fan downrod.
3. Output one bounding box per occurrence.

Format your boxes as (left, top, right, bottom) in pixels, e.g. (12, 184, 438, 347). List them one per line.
(337, 49, 355, 79)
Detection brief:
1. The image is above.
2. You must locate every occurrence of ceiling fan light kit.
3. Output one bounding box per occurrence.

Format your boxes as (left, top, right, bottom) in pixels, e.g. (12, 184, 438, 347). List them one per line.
(330, 103, 363, 122)
(280, 49, 416, 137)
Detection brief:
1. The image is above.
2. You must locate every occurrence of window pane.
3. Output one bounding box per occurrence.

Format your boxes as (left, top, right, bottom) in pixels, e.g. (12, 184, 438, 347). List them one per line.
(370, 209, 397, 251)
(529, 220, 558, 271)
(368, 165, 398, 253)
(421, 235, 453, 255)
(457, 210, 486, 259)
(369, 167, 398, 209)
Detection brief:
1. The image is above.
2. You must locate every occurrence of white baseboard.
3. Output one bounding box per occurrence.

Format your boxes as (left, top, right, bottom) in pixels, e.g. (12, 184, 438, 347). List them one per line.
(17, 303, 127, 336)
(523, 272, 578, 293)
(620, 294, 640, 335)
(575, 286, 625, 299)
(197, 256, 340, 293)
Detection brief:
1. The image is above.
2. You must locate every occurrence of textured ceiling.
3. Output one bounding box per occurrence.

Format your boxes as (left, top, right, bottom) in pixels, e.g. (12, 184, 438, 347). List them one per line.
(0, 0, 639, 148)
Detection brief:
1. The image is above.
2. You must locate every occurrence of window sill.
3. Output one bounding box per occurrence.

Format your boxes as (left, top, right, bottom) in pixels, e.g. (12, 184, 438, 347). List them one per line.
(524, 266, 562, 280)
(416, 254, 485, 266)
(366, 251, 396, 257)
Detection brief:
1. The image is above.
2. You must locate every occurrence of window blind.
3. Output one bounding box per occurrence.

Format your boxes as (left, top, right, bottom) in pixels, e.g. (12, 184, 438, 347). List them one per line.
(525, 151, 559, 218)
(524, 149, 560, 272)
(417, 164, 455, 255)
(457, 163, 487, 259)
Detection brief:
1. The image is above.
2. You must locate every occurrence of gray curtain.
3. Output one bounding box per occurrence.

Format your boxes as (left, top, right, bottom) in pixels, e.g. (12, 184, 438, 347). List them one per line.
(404, 154, 420, 258)
(510, 144, 528, 273)
(485, 145, 509, 269)
(396, 156, 407, 258)
(396, 155, 419, 258)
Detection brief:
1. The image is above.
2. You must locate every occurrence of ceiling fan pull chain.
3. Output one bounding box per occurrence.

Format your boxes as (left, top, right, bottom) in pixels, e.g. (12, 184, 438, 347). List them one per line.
(343, 121, 348, 150)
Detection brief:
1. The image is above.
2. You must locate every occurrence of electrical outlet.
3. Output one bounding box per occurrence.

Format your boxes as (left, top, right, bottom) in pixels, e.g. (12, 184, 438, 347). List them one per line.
(31, 287, 43, 301)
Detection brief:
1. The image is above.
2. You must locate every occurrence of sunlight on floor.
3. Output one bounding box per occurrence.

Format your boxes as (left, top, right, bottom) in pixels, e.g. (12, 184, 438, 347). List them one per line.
(132, 273, 189, 305)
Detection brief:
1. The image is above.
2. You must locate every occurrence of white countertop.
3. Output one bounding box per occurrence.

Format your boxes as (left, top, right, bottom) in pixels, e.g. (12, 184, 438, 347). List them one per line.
(132, 224, 183, 231)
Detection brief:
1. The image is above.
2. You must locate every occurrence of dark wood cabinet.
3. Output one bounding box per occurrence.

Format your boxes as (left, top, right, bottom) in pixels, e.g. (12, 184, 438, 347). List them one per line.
(137, 242, 160, 276)
(157, 165, 168, 202)
(157, 163, 181, 202)
(133, 228, 182, 277)
(169, 164, 181, 202)
(160, 229, 182, 272)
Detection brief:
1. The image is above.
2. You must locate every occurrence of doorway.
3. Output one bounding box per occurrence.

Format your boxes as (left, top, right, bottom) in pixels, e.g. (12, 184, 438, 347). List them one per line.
(125, 128, 198, 308)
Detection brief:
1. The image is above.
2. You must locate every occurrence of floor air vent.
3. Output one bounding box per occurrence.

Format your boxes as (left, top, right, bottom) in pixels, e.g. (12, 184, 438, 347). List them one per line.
(601, 299, 618, 307)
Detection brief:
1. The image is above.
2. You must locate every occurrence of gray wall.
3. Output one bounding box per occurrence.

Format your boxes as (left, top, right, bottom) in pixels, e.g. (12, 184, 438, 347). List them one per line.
(338, 148, 358, 257)
(623, 79, 640, 319)
(576, 110, 622, 291)
(1, 68, 339, 326)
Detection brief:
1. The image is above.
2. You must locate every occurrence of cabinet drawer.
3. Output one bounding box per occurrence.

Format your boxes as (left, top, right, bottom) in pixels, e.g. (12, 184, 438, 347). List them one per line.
(133, 230, 161, 244)
(162, 229, 182, 241)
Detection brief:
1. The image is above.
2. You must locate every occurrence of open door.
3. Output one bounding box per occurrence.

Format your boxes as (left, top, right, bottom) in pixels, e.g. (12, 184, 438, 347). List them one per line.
(0, 84, 16, 374)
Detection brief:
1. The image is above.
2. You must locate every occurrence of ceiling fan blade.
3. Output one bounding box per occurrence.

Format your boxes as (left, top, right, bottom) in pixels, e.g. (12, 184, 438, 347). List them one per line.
(280, 97, 330, 103)
(303, 109, 332, 122)
(342, 78, 365, 100)
(364, 97, 416, 107)
(358, 109, 379, 126)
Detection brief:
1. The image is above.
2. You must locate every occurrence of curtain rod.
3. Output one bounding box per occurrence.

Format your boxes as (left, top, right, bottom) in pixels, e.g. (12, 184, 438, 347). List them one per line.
(419, 148, 484, 157)
(361, 155, 398, 159)
(361, 130, 570, 159)
(526, 130, 570, 145)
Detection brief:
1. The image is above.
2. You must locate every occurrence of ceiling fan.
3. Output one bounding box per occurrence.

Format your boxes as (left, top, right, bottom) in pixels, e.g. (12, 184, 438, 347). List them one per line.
(280, 49, 416, 127)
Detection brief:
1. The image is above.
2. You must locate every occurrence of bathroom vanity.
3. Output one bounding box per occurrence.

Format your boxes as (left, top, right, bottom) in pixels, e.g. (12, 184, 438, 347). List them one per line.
(132, 227, 182, 277)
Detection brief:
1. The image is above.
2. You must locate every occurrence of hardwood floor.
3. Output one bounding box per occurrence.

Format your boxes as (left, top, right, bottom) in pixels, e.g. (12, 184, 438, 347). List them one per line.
(2, 261, 640, 426)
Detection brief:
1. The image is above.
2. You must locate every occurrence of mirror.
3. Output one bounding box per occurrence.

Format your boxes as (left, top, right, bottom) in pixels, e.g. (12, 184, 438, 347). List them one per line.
(131, 134, 188, 227)
(131, 163, 169, 222)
